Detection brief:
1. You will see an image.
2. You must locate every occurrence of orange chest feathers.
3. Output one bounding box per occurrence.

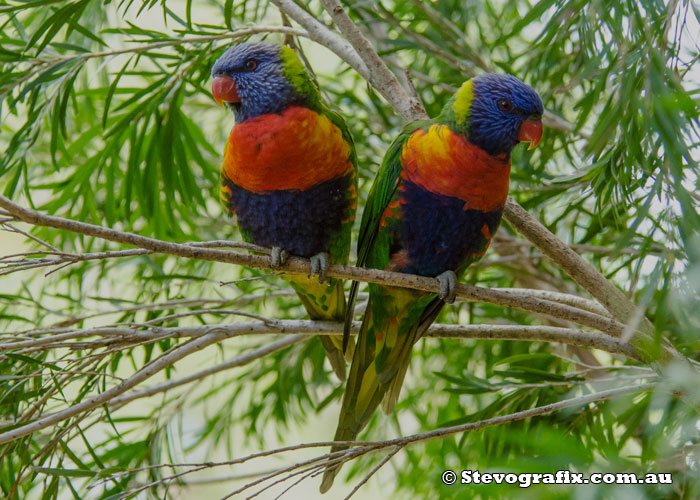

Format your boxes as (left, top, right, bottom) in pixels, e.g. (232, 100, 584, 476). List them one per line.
(222, 106, 353, 192)
(400, 124, 511, 212)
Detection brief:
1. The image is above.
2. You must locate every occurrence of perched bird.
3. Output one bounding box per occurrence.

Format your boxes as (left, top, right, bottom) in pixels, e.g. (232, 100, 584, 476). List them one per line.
(211, 42, 357, 380)
(320, 73, 543, 492)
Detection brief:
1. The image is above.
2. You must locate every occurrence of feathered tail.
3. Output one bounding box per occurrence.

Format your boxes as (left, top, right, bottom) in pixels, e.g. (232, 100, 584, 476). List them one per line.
(320, 292, 443, 492)
(289, 276, 354, 380)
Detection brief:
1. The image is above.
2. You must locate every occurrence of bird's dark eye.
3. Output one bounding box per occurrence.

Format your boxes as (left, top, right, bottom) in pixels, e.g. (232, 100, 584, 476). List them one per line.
(498, 99, 513, 112)
(243, 59, 257, 71)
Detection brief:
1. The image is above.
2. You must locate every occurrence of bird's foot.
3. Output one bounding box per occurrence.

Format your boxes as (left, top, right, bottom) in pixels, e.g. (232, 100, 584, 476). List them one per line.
(437, 270, 458, 304)
(270, 247, 290, 270)
(309, 252, 330, 284)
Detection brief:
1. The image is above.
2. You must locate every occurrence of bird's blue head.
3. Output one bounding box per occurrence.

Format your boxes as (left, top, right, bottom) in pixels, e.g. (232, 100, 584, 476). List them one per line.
(211, 42, 317, 123)
(443, 73, 544, 157)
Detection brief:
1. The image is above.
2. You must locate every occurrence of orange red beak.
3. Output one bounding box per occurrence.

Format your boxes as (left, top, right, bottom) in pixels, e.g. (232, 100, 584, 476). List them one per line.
(212, 76, 240, 106)
(517, 115, 543, 150)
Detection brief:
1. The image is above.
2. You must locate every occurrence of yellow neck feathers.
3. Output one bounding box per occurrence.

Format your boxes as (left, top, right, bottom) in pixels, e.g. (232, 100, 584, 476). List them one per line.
(452, 79, 474, 126)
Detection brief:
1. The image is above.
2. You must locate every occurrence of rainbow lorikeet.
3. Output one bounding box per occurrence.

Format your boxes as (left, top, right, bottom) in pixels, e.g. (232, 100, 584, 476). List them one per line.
(211, 42, 357, 380)
(320, 73, 543, 492)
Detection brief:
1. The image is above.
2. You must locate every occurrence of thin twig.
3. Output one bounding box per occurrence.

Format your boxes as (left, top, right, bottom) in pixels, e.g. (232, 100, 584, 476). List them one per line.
(102, 383, 655, 495)
(343, 446, 401, 500)
(1, 223, 60, 252)
(25, 26, 308, 63)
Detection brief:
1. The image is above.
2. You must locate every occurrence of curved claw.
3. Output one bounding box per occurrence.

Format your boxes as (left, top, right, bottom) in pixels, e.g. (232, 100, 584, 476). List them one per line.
(437, 270, 458, 304)
(270, 247, 290, 270)
(309, 252, 330, 284)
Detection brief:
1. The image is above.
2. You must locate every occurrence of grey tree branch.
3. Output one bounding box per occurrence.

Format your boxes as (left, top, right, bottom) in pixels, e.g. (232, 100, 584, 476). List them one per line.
(47, 295, 292, 328)
(0, 239, 267, 276)
(0, 321, 639, 359)
(0, 320, 640, 441)
(269, 0, 371, 80)
(318, 0, 428, 121)
(501, 200, 684, 366)
(0, 195, 626, 338)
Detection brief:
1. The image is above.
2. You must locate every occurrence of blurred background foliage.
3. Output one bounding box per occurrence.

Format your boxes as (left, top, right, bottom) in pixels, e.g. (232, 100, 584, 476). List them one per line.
(0, 0, 699, 498)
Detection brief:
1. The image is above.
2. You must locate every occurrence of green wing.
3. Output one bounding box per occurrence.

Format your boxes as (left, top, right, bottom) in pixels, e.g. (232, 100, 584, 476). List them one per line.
(321, 104, 358, 170)
(342, 119, 431, 350)
(318, 103, 358, 266)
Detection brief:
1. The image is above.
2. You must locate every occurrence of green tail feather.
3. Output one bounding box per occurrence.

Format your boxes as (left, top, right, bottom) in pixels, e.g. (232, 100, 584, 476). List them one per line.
(318, 335, 349, 381)
(321, 298, 417, 492)
(288, 276, 354, 380)
(320, 305, 385, 493)
(321, 292, 444, 492)
(380, 296, 444, 414)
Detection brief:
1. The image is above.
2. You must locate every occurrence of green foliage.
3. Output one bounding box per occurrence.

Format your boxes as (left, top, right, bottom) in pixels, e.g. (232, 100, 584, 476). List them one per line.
(0, 0, 699, 499)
